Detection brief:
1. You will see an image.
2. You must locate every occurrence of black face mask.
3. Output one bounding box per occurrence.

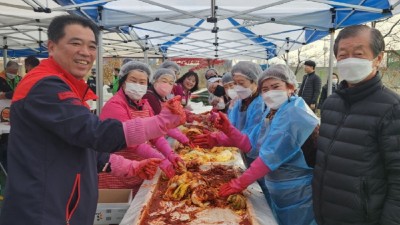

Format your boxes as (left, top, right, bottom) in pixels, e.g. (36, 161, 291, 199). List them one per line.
(213, 85, 226, 97)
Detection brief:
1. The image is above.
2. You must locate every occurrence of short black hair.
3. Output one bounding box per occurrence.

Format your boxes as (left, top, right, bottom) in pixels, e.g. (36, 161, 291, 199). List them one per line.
(25, 55, 40, 68)
(334, 25, 384, 58)
(176, 71, 199, 92)
(304, 60, 316, 69)
(47, 15, 99, 44)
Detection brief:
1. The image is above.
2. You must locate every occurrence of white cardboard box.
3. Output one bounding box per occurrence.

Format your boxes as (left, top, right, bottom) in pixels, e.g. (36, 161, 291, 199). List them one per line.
(94, 189, 132, 225)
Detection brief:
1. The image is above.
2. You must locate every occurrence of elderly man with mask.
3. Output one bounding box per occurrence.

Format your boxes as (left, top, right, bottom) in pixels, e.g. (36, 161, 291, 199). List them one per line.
(0, 61, 20, 171)
(0, 61, 21, 100)
(313, 25, 400, 225)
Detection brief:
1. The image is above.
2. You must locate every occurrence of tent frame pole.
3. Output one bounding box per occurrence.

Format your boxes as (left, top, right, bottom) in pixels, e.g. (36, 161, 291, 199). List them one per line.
(327, 30, 335, 96)
(3, 37, 7, 70)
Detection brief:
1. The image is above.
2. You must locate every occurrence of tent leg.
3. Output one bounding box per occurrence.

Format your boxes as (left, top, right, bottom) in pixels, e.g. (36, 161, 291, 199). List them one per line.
(327, 30, 335, 96)
(144, 50, 148, 64)
(3, 37, 7, 70)
(96, 30, 104, 115)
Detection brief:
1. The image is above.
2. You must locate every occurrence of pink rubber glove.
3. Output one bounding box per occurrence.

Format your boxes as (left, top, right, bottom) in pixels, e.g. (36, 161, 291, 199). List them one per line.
(213, 111, 233, 135)
(167, 128, 190, 145)
(219, 157, 270, 197)
(185, 109, 195, 123)
(159, 159, 175, 178)
(192, 130, 219, 148)
(109, 154, 162, 180)
(212, 112, 252, 153)
(164, 96, 187, 124)
(134, 144, 165, 159)
(135, 144, 176, 178)
(152, 137, 185, 168)
(123, 106, 184, 147)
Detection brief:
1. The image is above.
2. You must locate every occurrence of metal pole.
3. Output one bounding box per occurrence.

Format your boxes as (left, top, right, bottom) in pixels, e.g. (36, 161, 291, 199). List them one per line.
(96, 30, 104, 115)
(3, 37, 7, 70)
(285, 37, 290, 66)
(286, 50, 289, 65)
(327, 30, 335, 96)
(143, 36, 149, 64)
(143, 50, 148, 64)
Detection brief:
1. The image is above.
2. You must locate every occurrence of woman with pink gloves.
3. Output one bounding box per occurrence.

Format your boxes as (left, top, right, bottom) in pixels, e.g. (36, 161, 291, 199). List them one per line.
(98, 61, 185, 195)
(214, 64, 319, 225)
(143, 68, 192, 146)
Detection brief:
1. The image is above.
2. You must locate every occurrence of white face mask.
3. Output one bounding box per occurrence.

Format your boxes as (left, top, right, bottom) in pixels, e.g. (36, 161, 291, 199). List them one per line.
(6, 73, 16, 79)
(226, 89, 238, 99)
(124, 82, 147, 101)
(216, 98, 225, 110)
(262, 90, 289, 110)
(234, 85, 252, 99)
(332, 79, 338, 84)
(337, 58, 373, 84)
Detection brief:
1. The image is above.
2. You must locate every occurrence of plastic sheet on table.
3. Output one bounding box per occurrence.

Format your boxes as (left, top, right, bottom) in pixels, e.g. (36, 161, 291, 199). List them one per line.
(120, 158, 277, 225)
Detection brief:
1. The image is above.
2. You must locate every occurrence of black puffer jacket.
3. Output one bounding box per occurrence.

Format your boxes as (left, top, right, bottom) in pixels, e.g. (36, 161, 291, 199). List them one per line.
(312, 74, 400, 225)
(298, 72, 321, 105)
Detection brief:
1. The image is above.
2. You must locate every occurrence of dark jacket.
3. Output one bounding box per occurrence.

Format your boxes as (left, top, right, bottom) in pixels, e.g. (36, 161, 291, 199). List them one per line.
(143, 86, 164, 115)
(312, 73, 400, 225)
(317, 82, 338, 109)
(87, 75, 96, 94)
(298, 72, 321, 105)
(0, 58, 126, 225)
(0, 71, 20, 99)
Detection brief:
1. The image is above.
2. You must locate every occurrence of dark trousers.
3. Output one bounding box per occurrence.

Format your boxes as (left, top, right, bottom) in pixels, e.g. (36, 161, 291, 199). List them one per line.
(0, 134, 8, 172)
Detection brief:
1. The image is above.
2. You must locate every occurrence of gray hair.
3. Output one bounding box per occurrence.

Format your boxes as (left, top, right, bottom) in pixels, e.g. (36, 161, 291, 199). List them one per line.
(6, 61, 18, 69)
(334, 25, 384, 58)
(205, 68, 219, 78)
(231, 61, 262, 83)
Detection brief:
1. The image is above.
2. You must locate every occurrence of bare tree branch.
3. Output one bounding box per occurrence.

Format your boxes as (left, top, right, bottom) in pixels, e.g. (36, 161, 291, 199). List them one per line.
(383, 19, 400, 38)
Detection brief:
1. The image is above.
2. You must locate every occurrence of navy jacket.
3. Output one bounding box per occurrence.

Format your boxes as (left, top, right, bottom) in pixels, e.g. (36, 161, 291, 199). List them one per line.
(298, 72, 321, 105)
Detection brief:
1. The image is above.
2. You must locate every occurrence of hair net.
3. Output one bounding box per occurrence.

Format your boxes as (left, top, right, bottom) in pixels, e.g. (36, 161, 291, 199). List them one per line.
(258, 64, 298, 89)
(221, 72, 234, 84)
(231, 61, 262, 82)
(152, 68, 176, 83)
(159, 61, 180, 73)
(122, 58, 133, 65)
(119, 61, 152, 81)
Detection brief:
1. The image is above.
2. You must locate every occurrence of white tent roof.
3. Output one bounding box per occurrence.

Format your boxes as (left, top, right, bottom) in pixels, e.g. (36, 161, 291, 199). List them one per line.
(0, 0, 157, 58)
(1, 0, 400, 59)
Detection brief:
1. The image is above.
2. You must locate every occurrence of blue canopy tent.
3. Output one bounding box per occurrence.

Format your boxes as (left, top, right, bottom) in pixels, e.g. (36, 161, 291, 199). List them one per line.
(2, 0, 399, 59)
(52, 0, 399, 60)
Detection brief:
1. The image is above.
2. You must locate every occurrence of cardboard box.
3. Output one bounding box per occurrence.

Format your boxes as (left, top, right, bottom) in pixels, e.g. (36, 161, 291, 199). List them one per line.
(94, 189, 132, 225)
